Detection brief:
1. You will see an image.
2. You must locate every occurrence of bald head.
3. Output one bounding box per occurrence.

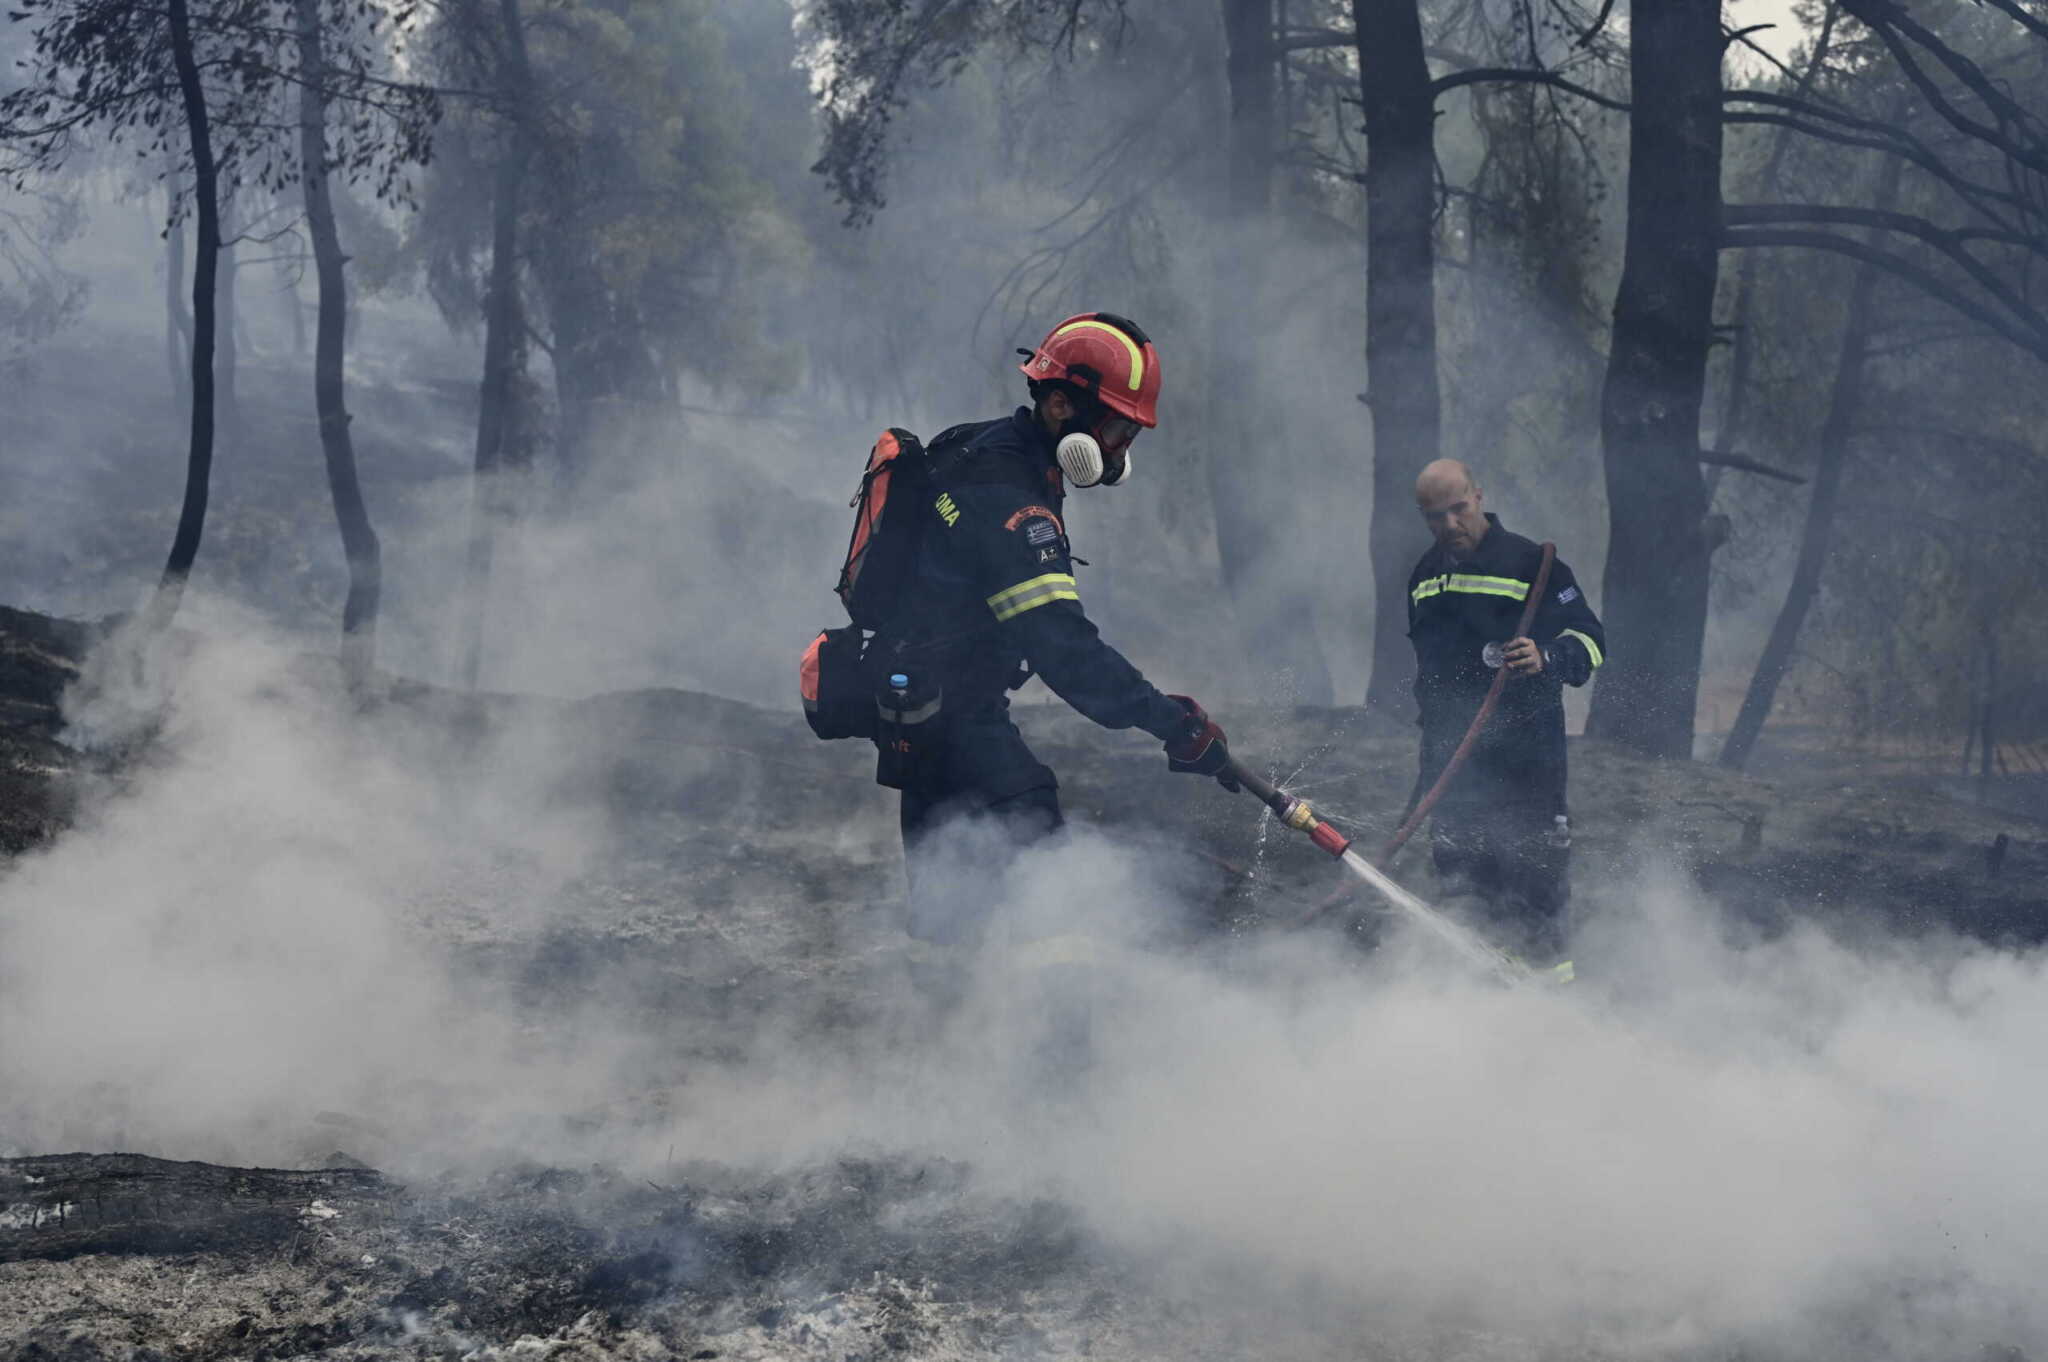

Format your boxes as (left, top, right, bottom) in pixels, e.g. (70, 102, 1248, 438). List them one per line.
(1415, 459, 1476, 502)
(1415, 460, 1489, 558)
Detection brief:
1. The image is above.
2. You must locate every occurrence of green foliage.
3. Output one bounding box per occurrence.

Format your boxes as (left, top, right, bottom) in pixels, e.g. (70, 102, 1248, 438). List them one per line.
(0, 0, 438, 211)
(417, 0, 800, 418)
(798, 0, 1133, 226)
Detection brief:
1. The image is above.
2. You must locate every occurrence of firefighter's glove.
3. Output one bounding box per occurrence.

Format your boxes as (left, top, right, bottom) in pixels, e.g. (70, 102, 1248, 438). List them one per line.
(1164, 695, 1239, 791)
(1502, 636, 1545, 676)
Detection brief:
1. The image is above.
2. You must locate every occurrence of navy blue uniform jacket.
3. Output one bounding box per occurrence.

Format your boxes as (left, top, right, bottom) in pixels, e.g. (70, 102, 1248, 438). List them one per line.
(875, 407, 1186, 745)
(1407, 514, 1606, 815)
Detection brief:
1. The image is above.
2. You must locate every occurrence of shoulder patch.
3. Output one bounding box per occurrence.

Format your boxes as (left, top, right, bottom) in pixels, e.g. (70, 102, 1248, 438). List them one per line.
(935, 492, 960, 528)
(1556, 585, 1579, 605)
(1004, 505, 1063, 535)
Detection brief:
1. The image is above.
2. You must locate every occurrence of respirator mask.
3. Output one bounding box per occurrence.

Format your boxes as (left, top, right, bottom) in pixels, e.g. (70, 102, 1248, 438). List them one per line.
(1056, 413, 1141, 488)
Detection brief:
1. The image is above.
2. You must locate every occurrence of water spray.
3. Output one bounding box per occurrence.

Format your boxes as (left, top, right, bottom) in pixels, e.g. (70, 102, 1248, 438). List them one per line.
(1220, 755, 1535, 986)
(1286, 542, 1559, 940)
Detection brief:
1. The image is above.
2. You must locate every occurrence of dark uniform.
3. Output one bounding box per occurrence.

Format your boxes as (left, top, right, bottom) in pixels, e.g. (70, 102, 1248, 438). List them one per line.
(876, 408, 1189, 944)
(1406, 513, 1606, 962)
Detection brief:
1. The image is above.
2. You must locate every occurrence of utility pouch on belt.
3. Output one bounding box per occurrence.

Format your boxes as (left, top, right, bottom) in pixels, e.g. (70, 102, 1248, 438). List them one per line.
(873, 669, 944, 790)
(800, 626, 875, 740)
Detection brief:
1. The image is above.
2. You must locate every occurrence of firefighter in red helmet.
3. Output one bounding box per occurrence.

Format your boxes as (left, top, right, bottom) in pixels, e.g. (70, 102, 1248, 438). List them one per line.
(876, 312, 1233, 948)
(1017, 311, 1162, 485)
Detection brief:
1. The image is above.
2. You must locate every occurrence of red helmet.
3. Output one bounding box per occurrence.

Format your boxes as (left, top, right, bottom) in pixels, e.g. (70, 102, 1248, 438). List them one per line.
(1017, 312, 1161, 428)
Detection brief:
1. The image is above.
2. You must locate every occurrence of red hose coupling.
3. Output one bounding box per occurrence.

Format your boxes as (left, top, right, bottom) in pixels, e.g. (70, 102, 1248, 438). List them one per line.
(1307, 821, 1351, 858)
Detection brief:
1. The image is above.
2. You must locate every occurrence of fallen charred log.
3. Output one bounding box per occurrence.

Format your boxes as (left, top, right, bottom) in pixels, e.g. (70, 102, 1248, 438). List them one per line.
(0, 1153, 389, 1263)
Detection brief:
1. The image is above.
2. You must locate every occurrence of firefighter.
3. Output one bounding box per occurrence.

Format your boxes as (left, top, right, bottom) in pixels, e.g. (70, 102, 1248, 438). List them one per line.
(878, 312, 1234, 947)
(1406, 459, 1606, 966)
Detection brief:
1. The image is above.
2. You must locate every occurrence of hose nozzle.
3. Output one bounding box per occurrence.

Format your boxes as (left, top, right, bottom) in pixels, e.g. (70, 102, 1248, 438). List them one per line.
(1307, 821, 1352, 858)
(1273, 793, 1352, 858)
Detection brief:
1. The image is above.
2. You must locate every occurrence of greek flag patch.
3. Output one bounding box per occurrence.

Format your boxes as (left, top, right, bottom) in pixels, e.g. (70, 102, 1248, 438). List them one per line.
(1557, 585, 1579, 605)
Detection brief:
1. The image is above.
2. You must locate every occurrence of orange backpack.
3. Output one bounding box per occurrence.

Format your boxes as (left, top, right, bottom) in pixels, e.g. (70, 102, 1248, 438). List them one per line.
(834, 427, 927, 628)
(802, 427, 926, 740)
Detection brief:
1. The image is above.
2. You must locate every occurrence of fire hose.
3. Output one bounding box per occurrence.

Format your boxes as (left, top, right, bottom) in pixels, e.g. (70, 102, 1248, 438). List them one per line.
(1385, 542, 1558, 865)
(1220, 754, 1531, 985)
(1211, 542, 1561, 981)
(1290, 542, 1555, 929)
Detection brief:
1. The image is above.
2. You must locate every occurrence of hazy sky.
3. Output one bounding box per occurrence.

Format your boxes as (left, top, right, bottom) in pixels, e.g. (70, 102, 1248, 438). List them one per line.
(1730, 0, 1813, 63)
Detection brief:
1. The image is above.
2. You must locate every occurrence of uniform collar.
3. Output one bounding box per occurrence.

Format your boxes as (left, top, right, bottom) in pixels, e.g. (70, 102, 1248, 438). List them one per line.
(1010, 405, 1059, 462)
(1441, 512, 1504, 566)
(1010, 406, 1066, 499)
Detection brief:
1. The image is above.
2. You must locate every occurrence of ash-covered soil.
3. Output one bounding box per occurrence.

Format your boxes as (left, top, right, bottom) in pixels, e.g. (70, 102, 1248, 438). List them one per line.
(0, 1153, 1185, 1362)
(2, 604, 2045, 1361)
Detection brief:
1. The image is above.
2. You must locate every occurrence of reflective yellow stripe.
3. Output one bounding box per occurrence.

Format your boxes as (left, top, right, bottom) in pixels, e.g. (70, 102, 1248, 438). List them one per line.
(1051, 320, 1143, 391)
(1411, 573, 1529, 603)
(1560, 628, 1604, 669)
(1449, 573, 1529, 600)
(987, 573, 1080, 622)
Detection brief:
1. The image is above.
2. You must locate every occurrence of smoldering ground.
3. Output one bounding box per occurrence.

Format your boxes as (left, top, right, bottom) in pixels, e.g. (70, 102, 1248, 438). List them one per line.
(2, 622, 2044, 1360)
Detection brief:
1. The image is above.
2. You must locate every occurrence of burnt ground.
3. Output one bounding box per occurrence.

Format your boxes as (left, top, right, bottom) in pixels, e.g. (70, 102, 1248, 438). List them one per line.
(2, 603, 2046, 1359)
(0, 1153, 1135, 1362)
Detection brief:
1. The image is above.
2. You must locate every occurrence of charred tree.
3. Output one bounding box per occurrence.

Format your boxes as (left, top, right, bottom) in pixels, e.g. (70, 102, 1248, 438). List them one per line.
(458, 0, 535, 691)
(3, 0, 436, 641)
(1717, 149, 1905, 772)
(148, 0, 224, 631)
(1354, 0, 1441, 716)
(1583, 0, 1724, 759)
(1203, 0, 1334, 703)
(297, 0, 382, 690)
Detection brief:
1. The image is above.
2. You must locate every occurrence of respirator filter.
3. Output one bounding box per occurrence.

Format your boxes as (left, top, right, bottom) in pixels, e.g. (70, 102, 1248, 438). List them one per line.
(1057, 431, 1135, 488)
(1057, 432, 1107, 487)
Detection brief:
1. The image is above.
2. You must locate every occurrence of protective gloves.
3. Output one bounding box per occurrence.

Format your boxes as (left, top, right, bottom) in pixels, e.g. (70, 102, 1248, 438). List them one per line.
(1164, 695, 1240, 792)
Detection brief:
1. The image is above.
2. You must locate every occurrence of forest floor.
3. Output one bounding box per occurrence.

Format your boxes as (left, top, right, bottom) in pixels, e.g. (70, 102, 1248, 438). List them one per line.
(2, 603, 2045, 1361)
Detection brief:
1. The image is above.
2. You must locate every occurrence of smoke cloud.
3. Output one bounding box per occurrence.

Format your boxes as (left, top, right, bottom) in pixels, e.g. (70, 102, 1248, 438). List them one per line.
(3, 624, 2042, 1360)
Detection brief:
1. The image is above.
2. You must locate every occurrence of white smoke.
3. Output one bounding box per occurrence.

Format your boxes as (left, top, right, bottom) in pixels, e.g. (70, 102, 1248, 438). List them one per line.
(2, 622, 2043, 1360)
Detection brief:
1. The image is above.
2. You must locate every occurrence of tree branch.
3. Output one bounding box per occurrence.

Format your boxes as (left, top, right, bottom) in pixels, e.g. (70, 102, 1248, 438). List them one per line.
(1723, 225, 2048, 361)
(1839, 0, 2048, 180)
(1429, 66, 1630, 114)
(1576, 0, 1619, 49)
(1279, 27, 1352, 52)
(1727, 201, 2048, 332)
(1976, 0, 2048, 47)
(1698, 449, 1807, 484)
(1722, 93, 2030, 230)
(1728, 200, 2046, 256)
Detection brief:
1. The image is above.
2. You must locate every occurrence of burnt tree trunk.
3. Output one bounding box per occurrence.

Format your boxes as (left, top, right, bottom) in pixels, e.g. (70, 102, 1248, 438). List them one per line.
(1204, 0, 1334, 703)
(1718, 152, 1903, 772)
(1584, 0, 1723, 759)
(1355, 0, 1440, 715)
(459, 0, 535, 691)
(297, 0, 382, 690)
(148, 0, 222, 630)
